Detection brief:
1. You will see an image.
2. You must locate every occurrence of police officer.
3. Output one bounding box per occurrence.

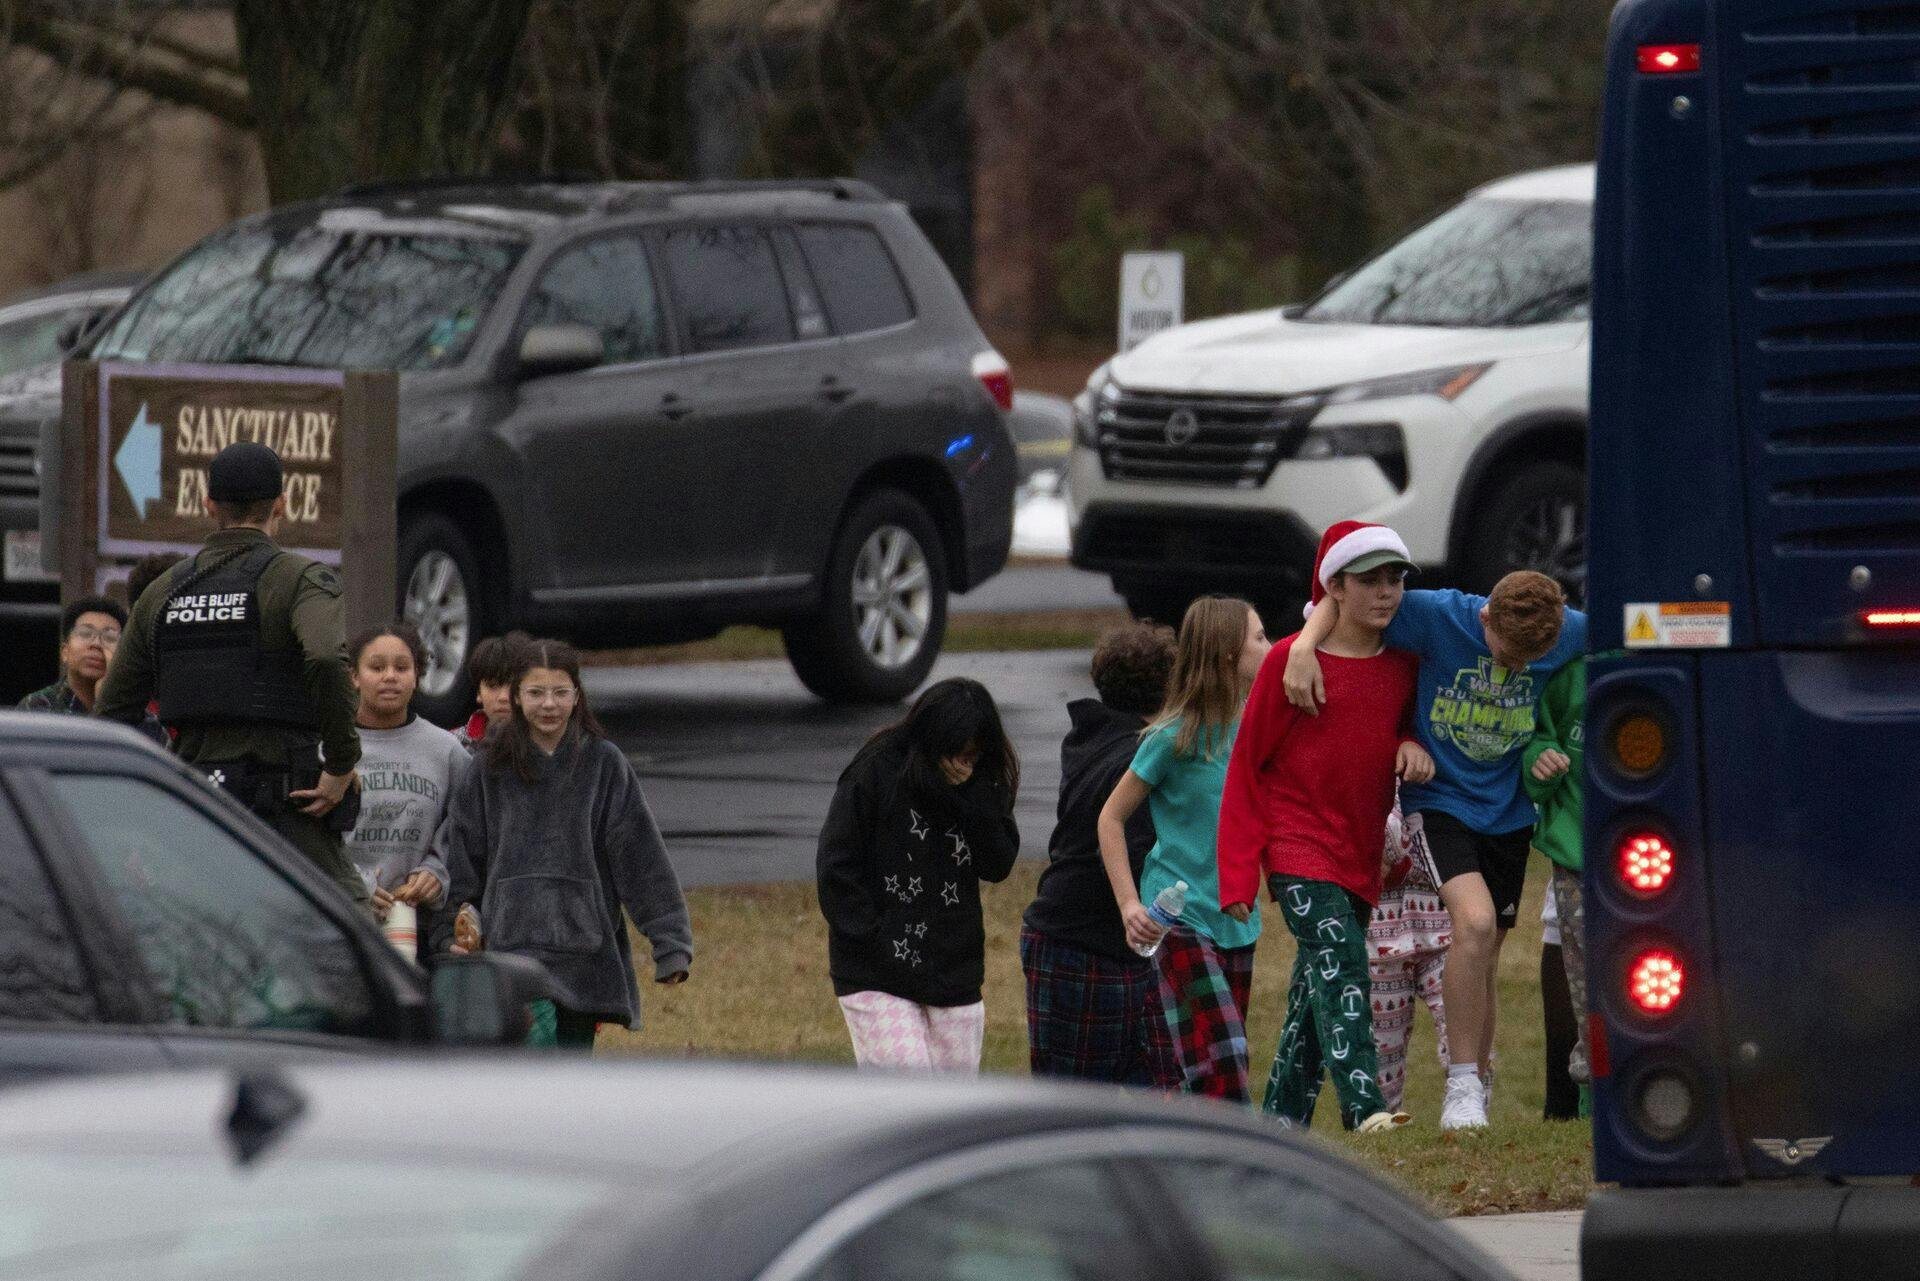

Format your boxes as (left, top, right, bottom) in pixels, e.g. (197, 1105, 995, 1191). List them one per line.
(97, 441, 372, 912)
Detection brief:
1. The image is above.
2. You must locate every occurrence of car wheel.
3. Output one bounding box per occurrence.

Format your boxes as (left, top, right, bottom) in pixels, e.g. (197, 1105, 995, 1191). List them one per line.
(398, 513, 486, 727)
(1463, 459, 1586, 605)
(784, 489, 948, 704)
(1119, 583, 1196, 628)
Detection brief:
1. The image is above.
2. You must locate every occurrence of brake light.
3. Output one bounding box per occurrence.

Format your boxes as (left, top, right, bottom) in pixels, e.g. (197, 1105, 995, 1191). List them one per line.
(972, 351, 1013, 412)
(1637, 43, 1701, 74)
(1618, 833, 1674, 894)
(1629, 950, 1685, 1013)
(1863, 609, 1920, 628)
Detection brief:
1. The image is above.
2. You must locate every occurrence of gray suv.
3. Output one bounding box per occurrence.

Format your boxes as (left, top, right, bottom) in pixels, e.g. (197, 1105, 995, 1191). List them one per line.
(6, 179, 1015, 719)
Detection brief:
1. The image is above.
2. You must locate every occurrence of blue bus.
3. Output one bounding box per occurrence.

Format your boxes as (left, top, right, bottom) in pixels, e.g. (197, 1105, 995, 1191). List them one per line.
(1585, 0, 1920, 1273)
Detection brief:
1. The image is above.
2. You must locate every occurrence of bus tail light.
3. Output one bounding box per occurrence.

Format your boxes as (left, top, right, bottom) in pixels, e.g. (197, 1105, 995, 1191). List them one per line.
(1608, 711, 1668, 777)
(1634, 1068, 1698, 1141)
(1637, 44, 1701, 74)
(1629, 949, 1685, 1013)
(1618, 833, 1674, 894)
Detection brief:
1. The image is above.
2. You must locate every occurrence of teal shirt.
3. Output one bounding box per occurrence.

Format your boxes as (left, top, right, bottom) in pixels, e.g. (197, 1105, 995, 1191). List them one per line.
(1132, 719, 1262, 950)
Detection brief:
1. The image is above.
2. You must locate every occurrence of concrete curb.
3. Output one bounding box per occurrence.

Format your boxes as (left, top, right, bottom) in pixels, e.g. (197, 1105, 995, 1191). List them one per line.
(1448, 1211, 1582, 1281)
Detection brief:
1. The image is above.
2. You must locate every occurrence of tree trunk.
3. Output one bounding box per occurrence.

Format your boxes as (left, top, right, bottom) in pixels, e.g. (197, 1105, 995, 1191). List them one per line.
(231, 0, 535, 203)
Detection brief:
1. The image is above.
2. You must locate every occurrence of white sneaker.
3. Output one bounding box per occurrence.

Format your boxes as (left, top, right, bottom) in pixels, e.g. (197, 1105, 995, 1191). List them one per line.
(1441, 1074, 1489, 1130)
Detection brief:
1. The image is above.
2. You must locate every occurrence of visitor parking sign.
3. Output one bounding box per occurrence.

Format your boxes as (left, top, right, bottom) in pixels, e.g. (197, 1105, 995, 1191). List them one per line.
(1118, 252, 1184, 353)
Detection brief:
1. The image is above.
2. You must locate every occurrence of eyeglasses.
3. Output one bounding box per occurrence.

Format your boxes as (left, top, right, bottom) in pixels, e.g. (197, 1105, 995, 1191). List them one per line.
(70, 625, 121, 646)
(522, 686, 578, 705)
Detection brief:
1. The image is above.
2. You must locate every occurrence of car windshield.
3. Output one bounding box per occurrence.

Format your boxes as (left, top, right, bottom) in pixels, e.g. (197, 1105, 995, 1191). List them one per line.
(0, 308, 72, 379)
(90, 221, 524, 371)
(0, 1149, 623, 1281)
(1300, 196, 1592, 328)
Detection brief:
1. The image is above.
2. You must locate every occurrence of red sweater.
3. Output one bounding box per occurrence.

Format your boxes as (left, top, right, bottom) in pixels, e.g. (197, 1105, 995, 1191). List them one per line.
(1218, 635, 1417, 908)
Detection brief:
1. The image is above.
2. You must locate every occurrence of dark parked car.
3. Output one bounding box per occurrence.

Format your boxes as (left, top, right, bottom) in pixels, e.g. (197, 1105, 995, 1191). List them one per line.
(29, 178, 1017, 720)
(0, 712, 545, 1086)
(0, 271, 143, 688)
(0, 1058, 1516, 1281)
(0, 269, 141, 382)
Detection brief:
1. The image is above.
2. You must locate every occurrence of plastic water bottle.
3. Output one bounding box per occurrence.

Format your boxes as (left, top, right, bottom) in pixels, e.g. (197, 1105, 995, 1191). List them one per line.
(1134, 880, 1188, 958)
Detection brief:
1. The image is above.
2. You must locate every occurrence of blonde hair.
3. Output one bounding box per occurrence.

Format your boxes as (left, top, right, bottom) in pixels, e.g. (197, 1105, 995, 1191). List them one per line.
(1149, 596, 1256, 759)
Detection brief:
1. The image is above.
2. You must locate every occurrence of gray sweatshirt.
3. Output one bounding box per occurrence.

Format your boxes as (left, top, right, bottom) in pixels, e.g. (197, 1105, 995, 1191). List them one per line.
(344, 715, 469, 899)
(435, 730, 692, 1028)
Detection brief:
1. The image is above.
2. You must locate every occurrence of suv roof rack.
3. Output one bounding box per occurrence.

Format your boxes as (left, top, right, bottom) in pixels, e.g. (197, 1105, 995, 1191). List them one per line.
(334, 175, 886, 203)
(334, 173, 602, 199)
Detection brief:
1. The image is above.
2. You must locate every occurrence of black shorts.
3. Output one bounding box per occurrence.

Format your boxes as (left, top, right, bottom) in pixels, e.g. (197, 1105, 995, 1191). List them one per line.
(1416, 810, 1532, 930)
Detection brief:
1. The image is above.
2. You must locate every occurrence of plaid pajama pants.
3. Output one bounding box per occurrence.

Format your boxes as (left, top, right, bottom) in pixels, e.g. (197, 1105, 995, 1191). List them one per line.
(1020, 927, 1180, 1090)
(1152, 924, 1256, 1103)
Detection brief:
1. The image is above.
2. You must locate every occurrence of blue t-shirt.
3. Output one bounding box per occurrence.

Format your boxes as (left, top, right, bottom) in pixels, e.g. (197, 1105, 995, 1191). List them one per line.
(1132, 719, 1262, 950)
(1385, 589, 1587, 834)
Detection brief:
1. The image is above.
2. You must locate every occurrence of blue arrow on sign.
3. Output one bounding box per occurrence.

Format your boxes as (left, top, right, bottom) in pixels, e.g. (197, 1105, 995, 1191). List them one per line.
(114, 401, 163, 519)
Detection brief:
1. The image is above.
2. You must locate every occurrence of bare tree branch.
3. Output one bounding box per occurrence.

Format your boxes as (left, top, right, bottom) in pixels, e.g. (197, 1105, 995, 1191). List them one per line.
(7, 7, 254, 127)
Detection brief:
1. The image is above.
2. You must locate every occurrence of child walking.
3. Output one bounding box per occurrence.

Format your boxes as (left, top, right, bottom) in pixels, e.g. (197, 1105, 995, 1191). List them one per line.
(437, 639, 691, 1049)
(1021, 622, 1180, 1089)
(454, 632, 531, 753)
(1284, 570, 1584, 1129)
(1098, 597, 1270, 1102)
(344, 624, 469, 955)
(1219, 522, 1429, 1130)
(1370, 805, 1452, 1113)
(1525, 656, 1589, 1117)
(818, 678, 1021, 1073)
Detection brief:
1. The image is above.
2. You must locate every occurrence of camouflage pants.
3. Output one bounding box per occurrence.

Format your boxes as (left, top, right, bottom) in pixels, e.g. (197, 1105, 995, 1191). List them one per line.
(1551, 864, 1590, 1087)
(1264, 875, 1387, 1130)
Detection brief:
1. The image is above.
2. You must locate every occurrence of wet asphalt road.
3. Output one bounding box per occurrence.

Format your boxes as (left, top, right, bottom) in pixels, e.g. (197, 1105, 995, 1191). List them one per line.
(587, 647, 1097, 887)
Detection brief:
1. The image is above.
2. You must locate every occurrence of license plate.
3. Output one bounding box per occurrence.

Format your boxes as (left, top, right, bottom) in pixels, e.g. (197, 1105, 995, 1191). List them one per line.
(3, 529, 54, 583)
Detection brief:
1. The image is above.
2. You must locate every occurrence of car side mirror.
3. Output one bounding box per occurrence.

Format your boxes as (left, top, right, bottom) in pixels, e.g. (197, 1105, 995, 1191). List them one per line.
(429, 952, 559, 1046)
(56, 315, 93, 354)
(517, 323, 604, 379)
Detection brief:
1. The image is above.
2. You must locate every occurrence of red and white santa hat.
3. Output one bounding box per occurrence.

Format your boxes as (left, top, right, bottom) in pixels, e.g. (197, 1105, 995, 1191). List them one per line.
(1303, 520, 1415, 619)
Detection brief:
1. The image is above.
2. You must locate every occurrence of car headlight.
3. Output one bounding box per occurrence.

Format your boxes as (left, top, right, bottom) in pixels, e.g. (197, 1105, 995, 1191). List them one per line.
(1323, 363, 1491, 406)
(1074, 374, 1119, 447)
(1295, 422, 1408, 491)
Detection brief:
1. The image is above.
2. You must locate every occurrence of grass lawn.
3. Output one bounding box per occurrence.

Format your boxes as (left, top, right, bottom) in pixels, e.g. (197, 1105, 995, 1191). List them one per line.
(602, 862, 1594, 1217)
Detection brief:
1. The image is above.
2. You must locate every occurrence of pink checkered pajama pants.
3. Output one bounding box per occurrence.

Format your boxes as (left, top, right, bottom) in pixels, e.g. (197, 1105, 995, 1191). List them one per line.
(838, 990, 987, 1072)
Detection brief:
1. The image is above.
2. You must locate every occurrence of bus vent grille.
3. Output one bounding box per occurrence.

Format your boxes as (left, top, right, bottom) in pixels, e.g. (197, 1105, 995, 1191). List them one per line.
(1734, 5, 1920, 565)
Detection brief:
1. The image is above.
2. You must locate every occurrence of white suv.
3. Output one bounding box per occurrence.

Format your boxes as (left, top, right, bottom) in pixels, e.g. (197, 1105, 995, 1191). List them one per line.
(1069, 163, 1592, 621)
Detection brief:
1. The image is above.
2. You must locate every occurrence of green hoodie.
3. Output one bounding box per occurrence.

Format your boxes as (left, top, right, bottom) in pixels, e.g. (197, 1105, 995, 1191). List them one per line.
(1522, 658, 1585, 872)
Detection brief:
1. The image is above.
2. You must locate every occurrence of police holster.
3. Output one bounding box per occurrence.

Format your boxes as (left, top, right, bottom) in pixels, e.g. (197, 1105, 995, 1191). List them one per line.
(200, 744, 361, 834)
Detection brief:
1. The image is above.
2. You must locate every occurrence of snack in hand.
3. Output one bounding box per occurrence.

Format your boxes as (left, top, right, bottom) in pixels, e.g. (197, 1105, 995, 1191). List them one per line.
(454, 903, 483, 952)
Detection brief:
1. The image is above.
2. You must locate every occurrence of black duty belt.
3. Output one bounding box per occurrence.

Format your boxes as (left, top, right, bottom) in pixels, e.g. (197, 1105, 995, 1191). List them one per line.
(196, 746, 361, 834)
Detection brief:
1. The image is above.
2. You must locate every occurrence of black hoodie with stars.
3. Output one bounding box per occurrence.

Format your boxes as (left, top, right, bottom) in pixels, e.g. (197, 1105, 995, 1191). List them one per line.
(817, 738, 1021, 1006)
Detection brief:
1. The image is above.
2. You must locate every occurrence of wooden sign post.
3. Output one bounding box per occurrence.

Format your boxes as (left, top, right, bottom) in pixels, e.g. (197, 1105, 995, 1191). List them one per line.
(59, 360, 398, 637)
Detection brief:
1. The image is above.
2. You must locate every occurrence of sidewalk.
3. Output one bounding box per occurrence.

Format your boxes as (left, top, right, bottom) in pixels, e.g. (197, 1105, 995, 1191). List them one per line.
(1448, 1211, 1582, 1281)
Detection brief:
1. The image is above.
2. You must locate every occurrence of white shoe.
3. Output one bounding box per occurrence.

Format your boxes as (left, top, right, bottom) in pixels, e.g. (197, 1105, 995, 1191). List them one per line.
(1441, 1074, 1489, 1130)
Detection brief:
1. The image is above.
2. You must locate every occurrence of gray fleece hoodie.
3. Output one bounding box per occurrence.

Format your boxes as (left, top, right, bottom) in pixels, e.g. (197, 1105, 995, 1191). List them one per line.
(435, 729, 691, 1027)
